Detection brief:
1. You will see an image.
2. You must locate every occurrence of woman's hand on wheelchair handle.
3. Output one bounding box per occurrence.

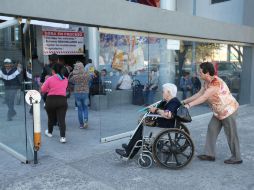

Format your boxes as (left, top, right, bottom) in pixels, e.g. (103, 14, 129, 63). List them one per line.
(184, 103, 191, 109)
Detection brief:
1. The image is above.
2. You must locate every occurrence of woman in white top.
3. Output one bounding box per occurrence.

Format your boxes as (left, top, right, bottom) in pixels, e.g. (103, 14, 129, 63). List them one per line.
(116, 71, 132, 90)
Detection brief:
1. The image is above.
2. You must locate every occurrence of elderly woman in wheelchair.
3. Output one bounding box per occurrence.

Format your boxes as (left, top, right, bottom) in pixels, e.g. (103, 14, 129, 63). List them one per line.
(115, 83, 194, 169)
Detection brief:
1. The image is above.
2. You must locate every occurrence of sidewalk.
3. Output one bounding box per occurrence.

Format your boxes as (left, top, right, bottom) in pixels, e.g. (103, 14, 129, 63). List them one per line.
(0, 103, 253, 190)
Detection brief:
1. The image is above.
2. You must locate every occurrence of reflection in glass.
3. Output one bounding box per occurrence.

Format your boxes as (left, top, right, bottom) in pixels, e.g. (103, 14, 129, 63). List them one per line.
(98, 30, 244, 140)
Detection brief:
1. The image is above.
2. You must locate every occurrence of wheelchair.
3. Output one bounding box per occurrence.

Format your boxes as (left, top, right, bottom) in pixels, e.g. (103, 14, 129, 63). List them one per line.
(120, 110, 194, 170)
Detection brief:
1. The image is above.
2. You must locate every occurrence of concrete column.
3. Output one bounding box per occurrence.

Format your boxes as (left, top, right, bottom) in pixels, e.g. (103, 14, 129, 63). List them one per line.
(159, 0, 176, 85)
(227, 45, 231, 62)
(88, 27, 99, 69)
(160, 0, 176, 10)
(239, 46, 254, 105)
(192, 0, 197, 74)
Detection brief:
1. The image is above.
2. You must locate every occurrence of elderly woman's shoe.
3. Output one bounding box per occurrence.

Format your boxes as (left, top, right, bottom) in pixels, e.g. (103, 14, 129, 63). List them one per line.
(122, 143, 128, 150)
(197, 154, 215, 161)
(115, 149, 128, 157)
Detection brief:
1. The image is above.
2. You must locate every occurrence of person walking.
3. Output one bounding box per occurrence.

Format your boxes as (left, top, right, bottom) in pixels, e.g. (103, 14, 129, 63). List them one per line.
(41, 63, 68, 143)
(183, 62, 242, 164)
(0, 58, 22, 121)
(69, 61, 90, 129)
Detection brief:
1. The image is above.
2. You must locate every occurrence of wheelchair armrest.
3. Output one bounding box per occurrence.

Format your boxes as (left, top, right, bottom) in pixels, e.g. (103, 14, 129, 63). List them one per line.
(146, 114, 163, 118)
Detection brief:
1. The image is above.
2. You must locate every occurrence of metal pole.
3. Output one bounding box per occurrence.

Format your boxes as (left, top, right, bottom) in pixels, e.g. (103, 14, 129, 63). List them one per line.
(192, 0, 197, 74)
(33, 102, 41, 164)
(34, 150, 38, 164)
(29, 96, 37, 164)
(29, 95, 40, 164)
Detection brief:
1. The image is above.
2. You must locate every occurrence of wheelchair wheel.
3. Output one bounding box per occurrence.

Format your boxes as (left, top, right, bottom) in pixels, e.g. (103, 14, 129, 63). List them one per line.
(176, 122, 190, 135)
(175, 123, 190, 152)
(152, 128, 194, 169)
(138, 154, 153, 168)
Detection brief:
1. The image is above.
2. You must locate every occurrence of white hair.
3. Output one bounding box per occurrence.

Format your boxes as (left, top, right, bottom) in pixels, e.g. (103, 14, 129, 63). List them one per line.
(162, 83, 177, 97)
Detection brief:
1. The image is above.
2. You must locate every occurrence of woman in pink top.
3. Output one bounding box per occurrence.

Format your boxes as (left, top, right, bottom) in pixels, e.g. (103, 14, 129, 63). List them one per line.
(41, 63, 68, 143)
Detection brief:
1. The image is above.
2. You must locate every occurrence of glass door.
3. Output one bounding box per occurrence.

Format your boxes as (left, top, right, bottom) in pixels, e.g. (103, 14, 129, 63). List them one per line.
(98, 29, 149, 142)
(0, 18, 34, 162)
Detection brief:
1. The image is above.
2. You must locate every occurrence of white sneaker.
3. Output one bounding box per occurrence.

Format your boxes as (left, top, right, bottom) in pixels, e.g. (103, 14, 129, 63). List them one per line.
(83, 121, 88, 129)
(45, 130, 52, 137)
(60, 137, 66, 143)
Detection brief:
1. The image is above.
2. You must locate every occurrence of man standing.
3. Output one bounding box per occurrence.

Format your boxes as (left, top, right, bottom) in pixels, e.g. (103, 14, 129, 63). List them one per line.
(0, 58, 21, 121)
(180, 72, 193, 100)
(191, 73, 201, 95)
(183, 62, 242, 164)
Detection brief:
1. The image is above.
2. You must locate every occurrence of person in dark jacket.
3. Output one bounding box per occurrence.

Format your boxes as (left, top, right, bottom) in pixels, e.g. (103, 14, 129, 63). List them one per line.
(0, 58, 22, 121)
(40, 54, 59, 84)
(191, 73, 201, 95)
(116, 83, 181, 158)
(180, 72, 193, 100)
(89, 70, 104, 96)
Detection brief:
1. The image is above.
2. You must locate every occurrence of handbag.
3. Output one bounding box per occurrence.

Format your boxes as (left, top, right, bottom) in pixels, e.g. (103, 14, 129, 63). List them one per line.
(176, 105, 192, 123)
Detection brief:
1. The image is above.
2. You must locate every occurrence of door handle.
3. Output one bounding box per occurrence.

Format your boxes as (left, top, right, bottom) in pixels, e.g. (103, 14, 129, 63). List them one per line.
(22, 81, 32, 84)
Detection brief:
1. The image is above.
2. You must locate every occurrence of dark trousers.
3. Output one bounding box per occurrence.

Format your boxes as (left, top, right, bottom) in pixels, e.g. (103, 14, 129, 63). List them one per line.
(125, 124, 143, 158)
(5, 89, 17, 119)
(45, 96, 68, 137)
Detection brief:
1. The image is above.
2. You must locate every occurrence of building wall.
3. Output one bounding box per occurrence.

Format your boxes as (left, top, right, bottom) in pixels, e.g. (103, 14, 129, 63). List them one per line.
(177, 0, 244, 25)
(243, 0, 254, 27)
(1, 0, 254, 44)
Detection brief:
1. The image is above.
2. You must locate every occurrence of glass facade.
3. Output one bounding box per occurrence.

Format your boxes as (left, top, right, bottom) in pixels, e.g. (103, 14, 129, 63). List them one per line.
(0, 17, 249, 160)
(98, 29, 245, 140)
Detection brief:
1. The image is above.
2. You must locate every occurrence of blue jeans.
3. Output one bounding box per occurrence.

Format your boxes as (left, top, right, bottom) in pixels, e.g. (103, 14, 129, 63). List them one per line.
(74, 93, 89, 125)
(143, 90, 156, 105)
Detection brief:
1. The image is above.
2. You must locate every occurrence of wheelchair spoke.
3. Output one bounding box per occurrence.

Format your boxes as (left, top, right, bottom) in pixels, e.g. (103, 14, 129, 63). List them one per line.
(173, 152, 181, 166)
(176, 134, 185, 141)
(164, 152, 172, 164)
(179, 151, 191, 159)
(168, 132, 175, 146)
(175, 138, 187, 148)
(174, 141, 183, 150)
(174, 132, 179, 141)
(179, 141, 191, 151)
